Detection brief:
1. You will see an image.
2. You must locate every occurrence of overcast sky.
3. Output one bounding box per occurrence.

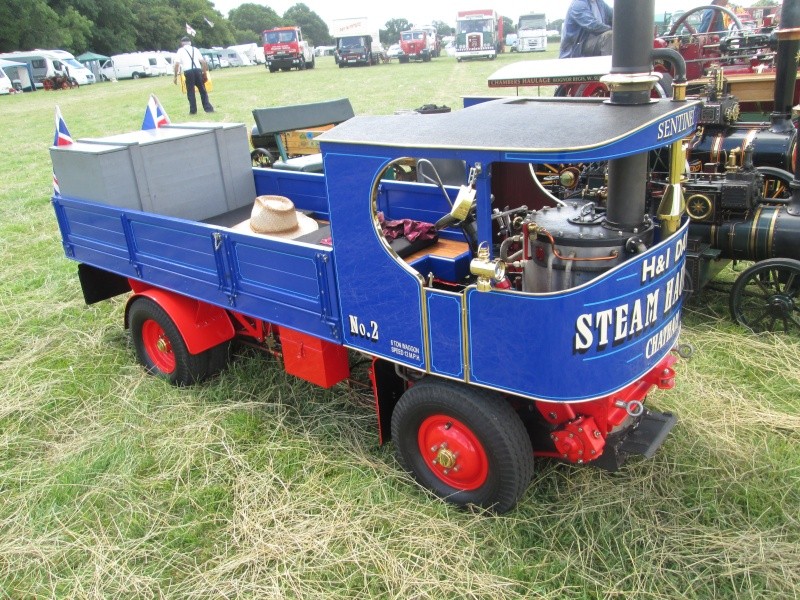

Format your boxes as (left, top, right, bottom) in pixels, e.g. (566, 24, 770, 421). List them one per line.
(210, 0, 768, 29)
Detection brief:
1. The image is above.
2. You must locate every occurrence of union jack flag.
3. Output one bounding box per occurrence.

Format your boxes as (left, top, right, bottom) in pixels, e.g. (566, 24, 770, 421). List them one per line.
(141, 94, 171, 130)
(53, 106, 73, 146)
(52, 106, 72, 197)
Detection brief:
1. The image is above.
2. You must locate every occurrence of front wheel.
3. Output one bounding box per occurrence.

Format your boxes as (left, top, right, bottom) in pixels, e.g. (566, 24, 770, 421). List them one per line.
(391, 378, 534, 513)
(307, 56, 315, 69)
(729, 258, 800, 335)
(129, 297, 210, 385)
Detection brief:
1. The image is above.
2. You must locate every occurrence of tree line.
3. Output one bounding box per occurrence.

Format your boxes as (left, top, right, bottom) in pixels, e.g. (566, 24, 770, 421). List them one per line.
(0, 1, 467, 57)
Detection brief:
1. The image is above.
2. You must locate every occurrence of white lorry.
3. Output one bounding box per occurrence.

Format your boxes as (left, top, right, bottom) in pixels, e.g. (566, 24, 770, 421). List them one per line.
(516, 13, 548, 52)
(331, 17, 383, 67)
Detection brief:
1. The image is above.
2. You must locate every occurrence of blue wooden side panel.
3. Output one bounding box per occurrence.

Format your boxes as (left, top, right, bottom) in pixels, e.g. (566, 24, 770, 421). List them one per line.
(376, 180, 457, 227)
(253, 168, 330, 220)
(53, 194, 342, 342)
(426, 290, 464, 379)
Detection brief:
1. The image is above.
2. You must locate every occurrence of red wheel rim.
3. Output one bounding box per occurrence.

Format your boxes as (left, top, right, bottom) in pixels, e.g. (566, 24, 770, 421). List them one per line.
(418, 415, 488, 490)
(141, 319, 176, 374)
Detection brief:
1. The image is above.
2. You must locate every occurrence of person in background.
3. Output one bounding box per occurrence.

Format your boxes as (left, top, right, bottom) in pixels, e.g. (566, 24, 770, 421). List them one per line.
(173, 36, 214, 115)
(699, 0, 730, 33)
(559, 0, 613, 59)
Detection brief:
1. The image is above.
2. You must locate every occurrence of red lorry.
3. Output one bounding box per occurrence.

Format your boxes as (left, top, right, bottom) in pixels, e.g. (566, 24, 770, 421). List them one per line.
(263, 26, 316, 72)
(398, 26, 440, 63)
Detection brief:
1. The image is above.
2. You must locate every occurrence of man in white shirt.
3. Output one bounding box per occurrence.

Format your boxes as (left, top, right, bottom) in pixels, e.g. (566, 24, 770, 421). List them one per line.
(173, 36, 214, 114)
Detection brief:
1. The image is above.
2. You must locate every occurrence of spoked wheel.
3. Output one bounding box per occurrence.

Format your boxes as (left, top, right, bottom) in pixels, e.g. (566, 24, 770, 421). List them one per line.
(391, 378, 533, 513)
(129, 297, 218, 385)
(729, 258, 800, 335)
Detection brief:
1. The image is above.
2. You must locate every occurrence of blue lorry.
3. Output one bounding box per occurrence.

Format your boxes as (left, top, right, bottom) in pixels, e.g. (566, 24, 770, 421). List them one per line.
(50, 98, 696, 512)
(50, 1, 699, 512)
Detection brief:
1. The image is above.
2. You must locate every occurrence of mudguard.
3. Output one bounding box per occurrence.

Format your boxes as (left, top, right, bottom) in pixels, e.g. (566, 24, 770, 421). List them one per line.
(125, 282, 234, 355)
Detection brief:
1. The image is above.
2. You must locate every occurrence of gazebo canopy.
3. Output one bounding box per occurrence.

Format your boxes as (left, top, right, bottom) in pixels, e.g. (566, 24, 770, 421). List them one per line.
(76, 51, 109, 63)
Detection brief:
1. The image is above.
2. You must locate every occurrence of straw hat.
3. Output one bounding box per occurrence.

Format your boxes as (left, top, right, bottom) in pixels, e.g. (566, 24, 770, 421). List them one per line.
(234, 195, 318, 239)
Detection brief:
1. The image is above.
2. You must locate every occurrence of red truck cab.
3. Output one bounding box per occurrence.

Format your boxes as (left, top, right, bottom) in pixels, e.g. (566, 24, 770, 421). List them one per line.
(262, 26, 315, 72)
(398, 28, 438, 63)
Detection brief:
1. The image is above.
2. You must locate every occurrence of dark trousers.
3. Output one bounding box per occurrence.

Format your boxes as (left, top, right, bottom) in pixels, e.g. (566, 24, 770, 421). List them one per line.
(582, 30, 613, 57)
(184, 68, 213, 114)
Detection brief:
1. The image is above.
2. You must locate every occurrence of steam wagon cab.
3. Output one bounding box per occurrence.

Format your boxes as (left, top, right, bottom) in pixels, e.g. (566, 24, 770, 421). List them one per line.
(52, 95, 699, 512)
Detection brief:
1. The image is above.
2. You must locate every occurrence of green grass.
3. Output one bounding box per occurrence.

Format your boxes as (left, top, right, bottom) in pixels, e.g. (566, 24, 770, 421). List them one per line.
(1, 52, 799, 599)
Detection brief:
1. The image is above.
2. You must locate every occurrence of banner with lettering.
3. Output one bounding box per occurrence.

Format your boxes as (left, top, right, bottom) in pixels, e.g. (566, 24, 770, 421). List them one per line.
(467, 222, 689, 402)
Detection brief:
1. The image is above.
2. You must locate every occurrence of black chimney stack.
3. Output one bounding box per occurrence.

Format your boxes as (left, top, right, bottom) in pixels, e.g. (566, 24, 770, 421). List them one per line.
(602, 0, 659, 232)
(771, 0, 800, 133)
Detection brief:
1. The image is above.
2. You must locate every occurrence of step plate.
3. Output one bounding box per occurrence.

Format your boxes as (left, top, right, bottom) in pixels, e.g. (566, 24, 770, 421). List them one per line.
(619, 409, 677, 459)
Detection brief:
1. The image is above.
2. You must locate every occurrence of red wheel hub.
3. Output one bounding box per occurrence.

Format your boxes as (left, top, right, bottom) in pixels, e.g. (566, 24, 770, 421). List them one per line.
(418, 415, 488, 490)
(141, 319, 176, 374)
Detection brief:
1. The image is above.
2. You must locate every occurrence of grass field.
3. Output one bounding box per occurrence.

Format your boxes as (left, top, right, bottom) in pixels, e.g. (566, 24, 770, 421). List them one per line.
(1, 52, 799, 599)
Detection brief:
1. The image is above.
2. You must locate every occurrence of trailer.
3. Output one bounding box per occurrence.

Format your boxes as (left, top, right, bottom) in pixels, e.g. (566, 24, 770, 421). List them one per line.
(51, 0, 696, 513)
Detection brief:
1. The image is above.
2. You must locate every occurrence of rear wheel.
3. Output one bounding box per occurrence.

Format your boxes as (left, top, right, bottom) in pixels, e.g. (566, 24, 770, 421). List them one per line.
(391, 378, 533, 513)
(730, 258, 800, 335)
(132, 72, 140, 80)
(129, 297, 210, 385)
(308, 55, 315, 69)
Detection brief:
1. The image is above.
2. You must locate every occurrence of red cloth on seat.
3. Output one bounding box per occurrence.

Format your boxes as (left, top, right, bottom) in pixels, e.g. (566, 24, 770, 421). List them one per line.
(377, 212, 437, 242)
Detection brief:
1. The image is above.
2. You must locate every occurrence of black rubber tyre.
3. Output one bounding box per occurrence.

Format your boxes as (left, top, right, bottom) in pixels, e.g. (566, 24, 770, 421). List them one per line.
(308, 56, 315, 69)
(730, 258, 800, 335)
(128, 297, 209, 386)
(391, 378, 533, 513)
(206, 341, 231, 377)
(132, 72, 140, 80)
(251, 148, 274, 168)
